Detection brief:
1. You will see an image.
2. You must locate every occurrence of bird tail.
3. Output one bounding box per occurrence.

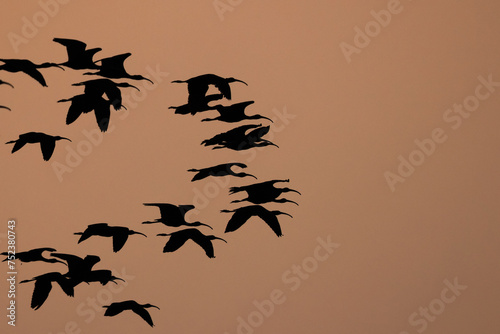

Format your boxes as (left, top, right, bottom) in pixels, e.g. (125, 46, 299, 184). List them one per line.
(228, 186, 242, 194)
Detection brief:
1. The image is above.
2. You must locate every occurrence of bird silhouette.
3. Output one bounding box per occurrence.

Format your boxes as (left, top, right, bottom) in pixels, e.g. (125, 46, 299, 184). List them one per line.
(1, 247, 66, 265)
(50, 253, 101, 279)
(169, 93, 222, 116)
(221, 205, 293, 237)
(201, 101, 273, 123)
(157, 228, 226, 258)
(74, 223, 147, 252)
(81, 269, 125, 285)
(188, 162, 256, 182)
(72, 78, 138, 110)
(172, 74, 247, 103)
(103, 300, 159, 327)
(143, 203, 212, 229)
(53, 38, 102, 70)
(58, 94, 122, 132)
(0, 79, 13, 88)
(20, 272, 76, 310)
(0, 58, 63, 86)
(84, 53, 153, 83)
(201, 124, 261, 147)
(229, 179, 301, 205)
(206, 124, 278, 150)
(6, 132, 71, 161)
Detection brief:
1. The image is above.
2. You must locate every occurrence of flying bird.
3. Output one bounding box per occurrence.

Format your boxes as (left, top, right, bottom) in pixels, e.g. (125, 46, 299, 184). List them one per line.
(6, 132, 71, 161)
(84, 53, 153, 83)
(74, 223, 147, 252)
(0, 58, 64, 86)
(201, 101, 273, 123)
(172, 74, 247, 103)
(221, 205, 292, 237)
(229, 179, 301, 205)
(143, 203, 212, 229)
(81, 269, 125, 285)
(0, 79, 13, 88)
(53, 38, 102, 70)
(103, 300, 159, 327)
(20, 272, 76, 310)
(72, 78, 139, 110)
(157, 228, 226, 258)
(188, 162, 256, 181)
(1, 247, 66, 265)
(169, 93, 222, 116)
(50, 253, 101, 280)
(201, 124, 261, 147)
(58, 94, 123, 132)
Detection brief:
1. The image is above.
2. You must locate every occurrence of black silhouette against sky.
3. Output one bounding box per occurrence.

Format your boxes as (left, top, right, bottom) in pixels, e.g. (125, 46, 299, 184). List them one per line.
(103, 300, 160, 327)
(20, 272, 75, 310)
(172, 73, 247, 103)
(84, 53, 153, 83)
(73, 78, 138, 110)
(74, 223, 147, 252)
(229, 179, 301, 205)
(5, 132, 71, 161)
(188, 162, 256, 182)
(1, 247, 66, 265)
(157, 228, 226, 258)
(143, 203, 212, 229)
(53, 38, 102, 70)
(201, 101, 273, 123)
(169, 93, 223, 116)
(0, 58, 64, 87)
(221, 205, 293, 237)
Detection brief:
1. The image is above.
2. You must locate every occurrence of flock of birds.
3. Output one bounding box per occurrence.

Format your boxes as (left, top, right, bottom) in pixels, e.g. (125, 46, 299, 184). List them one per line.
(2, 38, 150, 160)
(2, 38, 301, 328)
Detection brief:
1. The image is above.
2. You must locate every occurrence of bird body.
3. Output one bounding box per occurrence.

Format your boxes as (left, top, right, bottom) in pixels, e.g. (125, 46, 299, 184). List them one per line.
(143, 203, 212, 229)
(74, 223, 147, 252)
(172, 74, 247, 102)
(221, 205, 292, 237)
(188, 162, 256, 181)
(157, 228, 226, 258)
(20, 272, 76, 310)
(84, 53, 153, 83)
(104, 300, 159, 327)
(201, 101, 273, 123)
(201, 124, 261, 147)
(1, 247, 66, 264)
(0, 58, 63, 86)
(229, 179, 301, 205)
(53, 38, 101, 69)
(72, 78, 138, 110)
(5, 132, 71, 161)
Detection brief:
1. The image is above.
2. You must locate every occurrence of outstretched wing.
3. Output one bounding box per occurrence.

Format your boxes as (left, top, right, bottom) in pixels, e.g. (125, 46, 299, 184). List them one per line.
(112, 234, 128, 252)
(162, 233, 190, 253)
(224, 208, 253, 233)
(133, 307, 155, 327)
(104, 304, 125, 317)
(94, 99, 111, 132)
(31, 279, 52, 310)
(10, 139, 26, 153)
(40, 139, 56, 161)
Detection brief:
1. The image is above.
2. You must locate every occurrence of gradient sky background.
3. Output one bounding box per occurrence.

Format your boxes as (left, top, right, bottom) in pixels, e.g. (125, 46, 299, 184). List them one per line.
(1, 1, 500, 333)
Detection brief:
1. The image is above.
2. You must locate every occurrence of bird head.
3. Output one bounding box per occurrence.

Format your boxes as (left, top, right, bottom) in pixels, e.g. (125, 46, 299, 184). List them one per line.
(273, 211, 293, 219)
(283, 187, 301, 195)
(54, 136, 72, 142)
(227, 77, 247, 85)
(192, 222, 213, 230)
(209, 236, 227, 243)
(130, 230, 147, 237)
(143, 303, 160, 310)
(117, 82, 140, 91)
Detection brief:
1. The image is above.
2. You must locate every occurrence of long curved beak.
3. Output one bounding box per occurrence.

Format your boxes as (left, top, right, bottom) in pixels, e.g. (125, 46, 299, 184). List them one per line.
(61, 137, 72, 142)
(245, 173, 258, 180)
(136, 232, 147, 238)
(1, 81, 14, 88)
(150, 305, 160, 310)
(0, 106, 11, 111)
(200, 223, 213, 230)
(157, 233, 169, 237)
(280, 212, 293, 219)
(143, 77, 154, 84)
(130, 84, 140, 91)
(214, 237, 227, 243)
(114, 277, 125, 283)
(235, 79, 247, 86)
(289, 189, 301, 195)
